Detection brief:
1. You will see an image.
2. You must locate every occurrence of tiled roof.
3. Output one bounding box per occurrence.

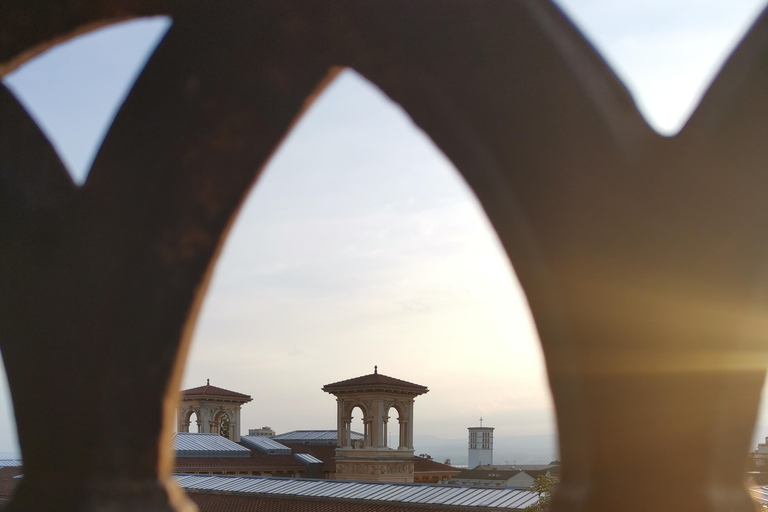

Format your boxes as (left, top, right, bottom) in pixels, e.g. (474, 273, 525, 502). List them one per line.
(323, 370, 428, 395)
(478, 464, 560, 473)
(0, 467, 22, 500)
(454, 469, 523, 481)
(181, 381, 252, 402)
(413, 457, 459, 474)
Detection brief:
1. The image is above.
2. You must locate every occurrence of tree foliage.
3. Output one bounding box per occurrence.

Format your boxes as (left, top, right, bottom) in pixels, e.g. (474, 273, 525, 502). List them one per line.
(525, 474, 556, 512)
(218, 413, 230, 439)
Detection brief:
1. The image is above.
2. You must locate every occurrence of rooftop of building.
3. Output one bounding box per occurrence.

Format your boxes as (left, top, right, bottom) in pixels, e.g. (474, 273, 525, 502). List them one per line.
(188, 492, 473, 512)
(412, 456, 460, 474)
(476, 464, 560, 474)
(0, 467, 23, 503)
(272, 430, 364, 445)
(171, 433, 454, 474)
(174, 433, 252, 458)
(176, 474, 539, 510)
(169, 433, 333, 470)
(181, 379, 253, 402)
(322, 367, 428, 396)
(241, 435, 293, 455)
(453, 468, 528, 481)
(751, 485, 768, 505)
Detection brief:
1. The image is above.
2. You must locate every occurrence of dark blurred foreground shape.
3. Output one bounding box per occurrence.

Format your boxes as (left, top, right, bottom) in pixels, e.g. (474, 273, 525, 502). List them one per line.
(2, 1, 768, 511)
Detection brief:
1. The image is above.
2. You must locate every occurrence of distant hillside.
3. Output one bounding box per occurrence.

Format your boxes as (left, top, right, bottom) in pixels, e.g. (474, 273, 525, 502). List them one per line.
(413, 433, 558, 466)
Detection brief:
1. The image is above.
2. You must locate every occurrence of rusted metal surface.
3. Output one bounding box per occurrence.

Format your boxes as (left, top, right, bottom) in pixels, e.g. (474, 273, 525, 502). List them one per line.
(1, 1, 768, 511)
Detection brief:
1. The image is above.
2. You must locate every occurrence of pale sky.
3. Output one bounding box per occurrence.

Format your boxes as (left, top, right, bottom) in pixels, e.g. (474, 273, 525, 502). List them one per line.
(1, 1, 766, 457)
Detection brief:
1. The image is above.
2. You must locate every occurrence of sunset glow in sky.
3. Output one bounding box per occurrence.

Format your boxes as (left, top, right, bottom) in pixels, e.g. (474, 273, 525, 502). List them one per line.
(1, 1, 766, 458)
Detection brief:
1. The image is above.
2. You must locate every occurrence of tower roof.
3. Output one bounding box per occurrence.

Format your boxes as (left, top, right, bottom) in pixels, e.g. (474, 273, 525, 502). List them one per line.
(181, 379, 252, 403)
(322, 367, 428, 396)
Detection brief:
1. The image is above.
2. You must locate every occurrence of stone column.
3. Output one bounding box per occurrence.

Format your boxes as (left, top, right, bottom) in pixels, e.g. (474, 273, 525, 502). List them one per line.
(406, 399, 415, 449)
(371, 399, 384, 448)
(344, 418, 352, 447)
(336, 398, 344, 448)
(176, 408, 185, 433)
(200, 404, 210, 433)
(233, 406, 241, 442)
(364, 418, 373, 447)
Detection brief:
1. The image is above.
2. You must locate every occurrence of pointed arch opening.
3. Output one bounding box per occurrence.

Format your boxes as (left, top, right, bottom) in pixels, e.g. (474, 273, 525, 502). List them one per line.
(385, 404, 405, 450)
(1, 17, 171, 185)
(180, 67, 555, 468)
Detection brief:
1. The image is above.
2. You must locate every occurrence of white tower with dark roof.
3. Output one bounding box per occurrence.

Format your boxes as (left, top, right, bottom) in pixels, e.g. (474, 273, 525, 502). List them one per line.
(468, 418, 494, 469)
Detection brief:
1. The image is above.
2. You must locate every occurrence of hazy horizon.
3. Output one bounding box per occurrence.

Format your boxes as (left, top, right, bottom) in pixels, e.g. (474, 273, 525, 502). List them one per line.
(1, 0, 767, 460)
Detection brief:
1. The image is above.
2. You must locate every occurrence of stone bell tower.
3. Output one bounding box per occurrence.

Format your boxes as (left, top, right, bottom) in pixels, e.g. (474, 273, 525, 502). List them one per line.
(322, 367, 429, 482)
(177, 379, 252, 442)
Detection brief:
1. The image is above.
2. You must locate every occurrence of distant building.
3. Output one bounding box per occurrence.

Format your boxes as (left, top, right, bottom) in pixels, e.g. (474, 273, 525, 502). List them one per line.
(451, 468, 535, 488)
(248, 426, 275, 437)
(170, 368, 454, 484)
(177, 380, 252, 442)
(468, 422, 494, 469)
(1, 370, 460, 508)
(752, 438, 768, 469)
(480, 464, 560, 472)
(413, 455, 461, 483)
(450, 464, 560, 488)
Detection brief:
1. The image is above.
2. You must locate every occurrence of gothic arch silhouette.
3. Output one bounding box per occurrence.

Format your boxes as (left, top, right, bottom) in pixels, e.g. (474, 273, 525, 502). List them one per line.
(2, 2, 768, 511)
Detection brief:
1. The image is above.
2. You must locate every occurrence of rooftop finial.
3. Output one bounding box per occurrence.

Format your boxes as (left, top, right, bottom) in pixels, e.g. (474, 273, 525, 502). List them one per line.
(374, 365, 378, 374)
(479, 417, 483, 427)
(207, 378, 210, 386)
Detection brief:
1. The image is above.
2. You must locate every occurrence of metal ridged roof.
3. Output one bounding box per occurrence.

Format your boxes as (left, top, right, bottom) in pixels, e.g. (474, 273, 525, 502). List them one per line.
(240, 435, 292, 455)
(174, 433, 251, 458)
(751, 486, 768, 504)
(174, 474, 540, 509)
(272, 430, 363, 445)
(0, 460, 22, 467)
(294, 453, 323, 464)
